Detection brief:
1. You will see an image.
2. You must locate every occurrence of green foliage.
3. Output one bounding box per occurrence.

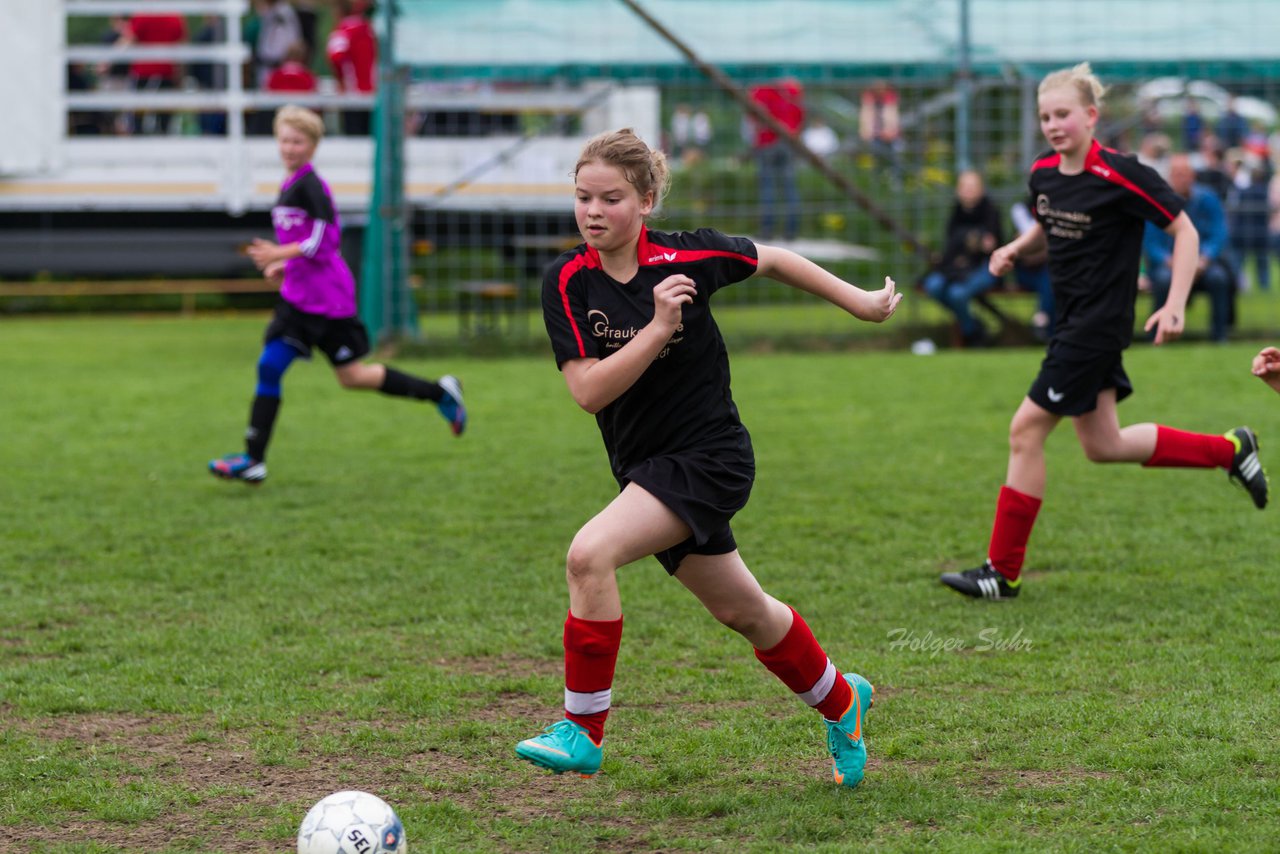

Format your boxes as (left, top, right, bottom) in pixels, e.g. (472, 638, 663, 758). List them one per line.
(1, 316, 1278, 851)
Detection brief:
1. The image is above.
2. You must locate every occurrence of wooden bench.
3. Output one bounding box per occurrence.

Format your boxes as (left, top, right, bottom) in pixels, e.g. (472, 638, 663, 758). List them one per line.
(0, 278, 279, 314)
(456, 280, 520, 337)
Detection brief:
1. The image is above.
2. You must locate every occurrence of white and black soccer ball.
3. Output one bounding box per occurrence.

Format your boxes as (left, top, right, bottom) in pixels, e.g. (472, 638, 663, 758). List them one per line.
(297, 790, 406, 854)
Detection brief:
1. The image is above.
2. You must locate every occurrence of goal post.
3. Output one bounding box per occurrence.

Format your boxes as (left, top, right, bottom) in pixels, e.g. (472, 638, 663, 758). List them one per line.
(359, 0, 416, 344)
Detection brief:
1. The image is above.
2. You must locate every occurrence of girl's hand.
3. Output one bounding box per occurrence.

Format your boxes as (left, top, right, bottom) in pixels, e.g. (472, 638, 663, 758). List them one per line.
(989, 243, 1018, 277)
(1252, 346, 1280, 392)
(860, 276, 902, 323)
(652, 274, 696, 330)
(1143, 304, 1184, 345)
(264, 259, 286, 283)
(247, 238, 278, 270)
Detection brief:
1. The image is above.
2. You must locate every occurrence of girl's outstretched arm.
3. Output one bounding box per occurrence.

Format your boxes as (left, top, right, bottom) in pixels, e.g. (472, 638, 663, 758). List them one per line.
(755, 244, 901, 322)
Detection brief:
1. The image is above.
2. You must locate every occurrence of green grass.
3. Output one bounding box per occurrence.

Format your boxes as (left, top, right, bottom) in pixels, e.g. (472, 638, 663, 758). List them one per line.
(1, 314, 1278, 852)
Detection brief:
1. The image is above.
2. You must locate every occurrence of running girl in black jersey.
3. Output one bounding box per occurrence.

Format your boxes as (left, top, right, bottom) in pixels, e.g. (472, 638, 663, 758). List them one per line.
(516, 128, 901, 787)
(208, 105, 465, 485)
(941, 64, 1269, 601)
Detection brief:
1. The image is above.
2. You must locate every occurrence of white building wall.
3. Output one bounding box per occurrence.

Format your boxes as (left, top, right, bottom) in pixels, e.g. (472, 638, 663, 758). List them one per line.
(0, 0, 64, 176)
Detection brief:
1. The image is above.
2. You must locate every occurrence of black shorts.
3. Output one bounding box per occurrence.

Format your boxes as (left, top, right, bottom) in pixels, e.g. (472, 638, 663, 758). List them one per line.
(264, 300, 370, 367)
(1027, 340, 1132, 416)
(621, 439, 755, 576)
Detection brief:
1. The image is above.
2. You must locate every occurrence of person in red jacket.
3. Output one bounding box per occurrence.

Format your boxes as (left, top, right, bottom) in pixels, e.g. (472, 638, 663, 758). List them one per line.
(326, 0, 376, 135)
(122, 13, 187, 134)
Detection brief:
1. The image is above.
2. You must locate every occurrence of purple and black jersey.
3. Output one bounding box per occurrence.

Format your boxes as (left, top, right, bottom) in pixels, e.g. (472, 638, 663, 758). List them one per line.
(1028, 139, 1184, 351)
(273, 163, 356, 318)
(542, 227, 759, 480)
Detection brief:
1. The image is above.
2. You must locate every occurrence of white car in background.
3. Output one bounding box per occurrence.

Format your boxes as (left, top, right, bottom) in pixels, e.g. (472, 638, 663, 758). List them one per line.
(1136, 77, 1277, 127)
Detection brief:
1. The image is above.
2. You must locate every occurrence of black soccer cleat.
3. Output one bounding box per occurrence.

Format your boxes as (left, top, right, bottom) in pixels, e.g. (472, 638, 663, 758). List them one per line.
(941, 560, 1020, 600)
(1225, 426, 1268, 509)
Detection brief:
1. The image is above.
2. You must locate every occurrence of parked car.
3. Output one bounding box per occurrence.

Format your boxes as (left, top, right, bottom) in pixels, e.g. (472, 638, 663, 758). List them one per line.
(1136, 77, 1277, 127)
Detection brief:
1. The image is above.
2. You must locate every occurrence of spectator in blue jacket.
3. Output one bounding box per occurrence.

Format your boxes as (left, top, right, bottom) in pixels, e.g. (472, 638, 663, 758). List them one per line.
(1144, 153, 1234, 342)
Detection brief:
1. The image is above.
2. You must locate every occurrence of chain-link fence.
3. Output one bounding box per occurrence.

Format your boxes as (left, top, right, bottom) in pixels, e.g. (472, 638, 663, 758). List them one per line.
(395, 0, 1280, 346)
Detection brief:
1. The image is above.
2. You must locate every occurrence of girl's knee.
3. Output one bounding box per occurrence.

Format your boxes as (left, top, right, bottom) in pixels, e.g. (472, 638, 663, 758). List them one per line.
(565, 536, 610, 581)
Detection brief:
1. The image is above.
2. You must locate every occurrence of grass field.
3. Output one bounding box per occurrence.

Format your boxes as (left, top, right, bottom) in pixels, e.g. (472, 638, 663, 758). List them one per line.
(2, 313, 1278, 852)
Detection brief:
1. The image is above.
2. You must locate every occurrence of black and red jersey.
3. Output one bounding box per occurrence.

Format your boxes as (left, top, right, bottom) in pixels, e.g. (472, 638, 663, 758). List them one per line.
(1028, 139, 1184, 350)
(542, 227, 758, 479)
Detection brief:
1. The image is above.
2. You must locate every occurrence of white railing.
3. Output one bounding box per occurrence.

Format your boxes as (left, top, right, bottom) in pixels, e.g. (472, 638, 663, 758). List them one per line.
(3, 1, 654, 215)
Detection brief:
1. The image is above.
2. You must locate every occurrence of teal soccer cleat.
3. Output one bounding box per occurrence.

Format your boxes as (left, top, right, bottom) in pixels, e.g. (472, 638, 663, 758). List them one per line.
(437, 375, 467, 437)
(516, 719, 603, 777)
(824, 673, 873, 788)
(208, 453, 266, 484)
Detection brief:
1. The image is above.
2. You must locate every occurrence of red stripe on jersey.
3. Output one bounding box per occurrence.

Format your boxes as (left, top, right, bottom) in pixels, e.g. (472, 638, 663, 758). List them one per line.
(636, 225, 758, 269)
(557, 250, 599, 359)
(1085, 140, 1176, 223)
(1030, 152, 1061, 172)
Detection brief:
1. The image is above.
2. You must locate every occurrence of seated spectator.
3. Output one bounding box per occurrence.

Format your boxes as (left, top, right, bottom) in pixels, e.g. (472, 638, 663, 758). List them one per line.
(922, 170, 1002, 346)
(1144, 153, 1234, 342)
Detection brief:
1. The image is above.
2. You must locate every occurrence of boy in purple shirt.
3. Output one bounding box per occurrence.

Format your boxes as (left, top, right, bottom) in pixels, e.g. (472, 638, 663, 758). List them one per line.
(209, 105, 465, 484)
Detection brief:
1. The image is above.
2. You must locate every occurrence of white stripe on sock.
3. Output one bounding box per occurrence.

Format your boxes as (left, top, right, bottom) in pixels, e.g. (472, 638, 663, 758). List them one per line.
(798, 659, 837, 707)
(565, 688, 611, 715)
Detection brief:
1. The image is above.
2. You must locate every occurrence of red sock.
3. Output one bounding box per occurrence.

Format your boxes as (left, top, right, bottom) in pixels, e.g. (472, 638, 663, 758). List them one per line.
(1144, 425, 1234, 469)
(754, 607, 853, 721)
(987, 485, 1042, 582)
(563, 611, 622, 745)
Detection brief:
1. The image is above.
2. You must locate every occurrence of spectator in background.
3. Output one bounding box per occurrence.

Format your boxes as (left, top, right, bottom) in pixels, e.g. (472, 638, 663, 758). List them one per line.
(1269, 167, 1280, 291)
(254, 0, 303, 90)
(922, 170, 1003, 347)
(859, 79, 903, 185)
(1181, 97, 1203, 151)
(191, 14, 227, 135)
(1192, 132, 1232, 200)
(1144, 153, 1234, 342)
(121, 11, 188, 134)
(90, 16, 133, 135)
(266, 42, 317, 94)
(328, 0, 378, 136)
(294, 0, 320, 63)
(748, 77, 804, 241)
(1217, 97, 1249, 151)
(1136, 131, 1172, 179)
(1228, 156, 1271, 292)
(670, 104, 712, 166)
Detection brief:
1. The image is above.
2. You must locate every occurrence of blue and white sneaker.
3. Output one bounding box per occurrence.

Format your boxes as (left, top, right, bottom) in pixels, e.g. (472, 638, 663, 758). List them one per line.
(825, 673, 874, 788)
(516, 719, 602, 777)
(437, 375, 466, 437)
(208, 453, 266, 484)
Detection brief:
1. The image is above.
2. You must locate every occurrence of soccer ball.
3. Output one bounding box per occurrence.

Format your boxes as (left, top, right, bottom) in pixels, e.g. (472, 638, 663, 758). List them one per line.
(297, 790, 406, 854)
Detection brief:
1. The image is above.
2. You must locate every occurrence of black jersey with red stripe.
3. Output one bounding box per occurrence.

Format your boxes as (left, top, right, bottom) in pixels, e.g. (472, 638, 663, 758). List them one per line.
(1028, 139, 1184, 350)
(542, 226, 758, 478)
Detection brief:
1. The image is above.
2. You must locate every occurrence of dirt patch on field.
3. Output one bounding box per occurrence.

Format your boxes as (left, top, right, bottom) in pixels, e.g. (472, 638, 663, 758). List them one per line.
(5, 708, 677, 852)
